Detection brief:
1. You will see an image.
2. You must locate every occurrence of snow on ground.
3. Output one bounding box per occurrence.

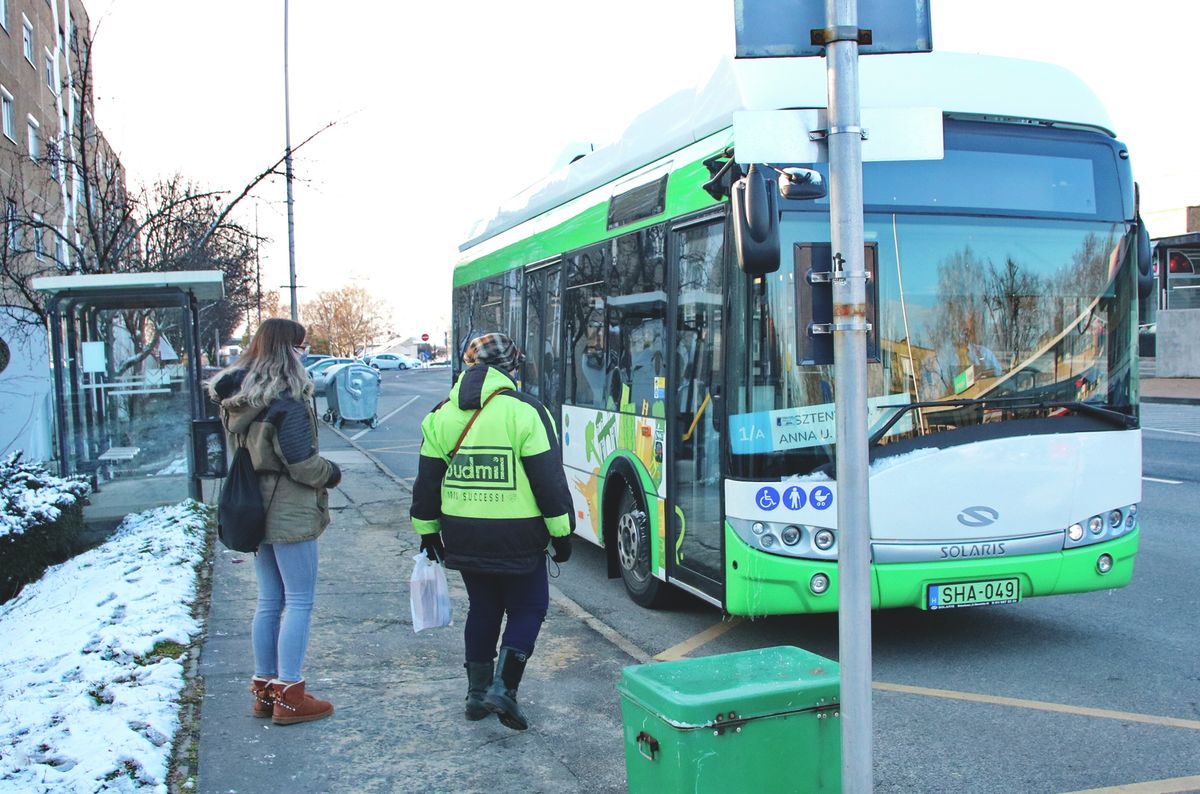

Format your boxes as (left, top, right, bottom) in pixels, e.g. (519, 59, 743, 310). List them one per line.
(0, 501, 210, 793)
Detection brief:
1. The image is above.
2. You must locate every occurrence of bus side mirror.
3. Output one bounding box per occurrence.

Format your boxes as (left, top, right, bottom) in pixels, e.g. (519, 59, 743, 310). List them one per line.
(732, 164, 780, 275)
(1136, 219, 1154, 300)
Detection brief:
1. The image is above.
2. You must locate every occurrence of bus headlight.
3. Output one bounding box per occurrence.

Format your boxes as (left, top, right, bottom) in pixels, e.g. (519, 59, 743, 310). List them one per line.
(1097, 554, 1113, 574)
(813, 529, 836, 551)
(810, 573, 830, 595)
(760, 534, 776, 548)
(751, 522, 766, 535)
(781, 526, 802, 546)
(1068, 523, 1084, 542)
(1108, 510, 1122, 528)
(1088, 516, 1104, 535)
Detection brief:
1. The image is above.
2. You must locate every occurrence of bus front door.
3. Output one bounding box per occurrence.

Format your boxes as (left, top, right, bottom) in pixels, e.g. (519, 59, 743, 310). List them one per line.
(669, 219, 725, 601)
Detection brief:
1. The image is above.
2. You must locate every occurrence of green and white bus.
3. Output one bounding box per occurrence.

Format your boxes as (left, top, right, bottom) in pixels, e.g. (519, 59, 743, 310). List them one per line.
(452, 53, 1150, 615)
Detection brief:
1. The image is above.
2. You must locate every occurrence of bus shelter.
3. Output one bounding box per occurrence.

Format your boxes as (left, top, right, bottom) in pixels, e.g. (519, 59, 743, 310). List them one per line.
(33, 271, 226, 521)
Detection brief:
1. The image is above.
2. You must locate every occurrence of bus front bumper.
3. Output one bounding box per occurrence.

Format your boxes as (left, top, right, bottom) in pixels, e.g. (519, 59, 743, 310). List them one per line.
(723, 523, 1140, 617)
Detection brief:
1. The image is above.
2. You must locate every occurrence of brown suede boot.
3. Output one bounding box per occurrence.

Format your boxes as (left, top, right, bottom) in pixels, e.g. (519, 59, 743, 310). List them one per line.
(250, 677, 274, 718)
(270, 679, 334, 726)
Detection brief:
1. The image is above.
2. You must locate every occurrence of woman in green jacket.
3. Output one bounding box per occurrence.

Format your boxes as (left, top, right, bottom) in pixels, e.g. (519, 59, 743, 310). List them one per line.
(209, 318, 342, 726)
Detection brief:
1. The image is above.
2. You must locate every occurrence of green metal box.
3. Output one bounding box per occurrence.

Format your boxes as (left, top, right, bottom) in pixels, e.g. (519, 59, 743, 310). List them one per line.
(617, 646, 841, 793)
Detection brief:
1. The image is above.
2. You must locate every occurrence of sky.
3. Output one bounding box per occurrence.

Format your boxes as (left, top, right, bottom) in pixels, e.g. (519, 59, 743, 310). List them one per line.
(86, 0, 1200, 341)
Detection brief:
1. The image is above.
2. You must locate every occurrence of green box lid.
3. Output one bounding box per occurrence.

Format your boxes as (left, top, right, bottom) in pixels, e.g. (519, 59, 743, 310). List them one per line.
(617, 645, 840, 728)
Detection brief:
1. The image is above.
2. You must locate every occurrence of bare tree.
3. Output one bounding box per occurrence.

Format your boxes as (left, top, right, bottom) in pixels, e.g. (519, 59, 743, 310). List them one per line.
(301, 286, 389, 357)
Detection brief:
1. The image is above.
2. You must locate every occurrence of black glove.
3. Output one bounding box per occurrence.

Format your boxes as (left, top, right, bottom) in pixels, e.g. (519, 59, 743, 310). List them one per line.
(324, 462, 342, 489)
(550, 535, 572, 564)
(419, 533, 445, 562)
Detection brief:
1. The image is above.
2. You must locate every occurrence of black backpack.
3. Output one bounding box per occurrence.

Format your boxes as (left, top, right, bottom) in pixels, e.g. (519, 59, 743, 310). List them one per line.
(218, 408, 279, 553)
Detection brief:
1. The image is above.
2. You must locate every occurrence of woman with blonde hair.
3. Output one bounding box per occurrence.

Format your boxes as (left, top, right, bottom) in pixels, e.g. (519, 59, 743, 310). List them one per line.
(209, 318, 342, 725)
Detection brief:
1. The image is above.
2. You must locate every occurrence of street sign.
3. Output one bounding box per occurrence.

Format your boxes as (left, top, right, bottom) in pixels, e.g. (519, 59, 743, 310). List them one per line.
(732, 107, 943, 165)
(421, 333, 429, 342)
(734, 0, 932, 58)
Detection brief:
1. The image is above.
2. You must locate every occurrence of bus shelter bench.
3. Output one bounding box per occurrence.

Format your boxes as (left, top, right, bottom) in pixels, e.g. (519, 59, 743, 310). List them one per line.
(97, 446, 141, 479)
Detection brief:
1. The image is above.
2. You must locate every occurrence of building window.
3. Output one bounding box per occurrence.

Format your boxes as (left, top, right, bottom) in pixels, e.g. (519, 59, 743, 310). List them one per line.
(44, 50, 55, 91)
(74, 168, 83, 205)
(55, 236, 66, 267)
(32, 213, 43, 260)
(5, 199, 16, 251)
(0, 0, 8, 32)
(0, 88, 13, 142)
(47, 139, 60, 181)
(27, 117, 39, 160)
(22, 16, 33, 64)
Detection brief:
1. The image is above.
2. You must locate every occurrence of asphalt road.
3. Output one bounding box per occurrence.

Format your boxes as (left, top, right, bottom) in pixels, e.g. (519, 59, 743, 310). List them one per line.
(321, 374, 1200, 793)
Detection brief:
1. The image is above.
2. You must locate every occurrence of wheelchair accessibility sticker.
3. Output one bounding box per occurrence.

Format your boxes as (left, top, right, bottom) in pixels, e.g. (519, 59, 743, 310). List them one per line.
(755, 487, 780, 511)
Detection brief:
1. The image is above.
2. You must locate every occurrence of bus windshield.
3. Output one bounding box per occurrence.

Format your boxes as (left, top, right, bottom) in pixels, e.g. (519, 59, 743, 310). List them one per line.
(726, 211, 1138, 479)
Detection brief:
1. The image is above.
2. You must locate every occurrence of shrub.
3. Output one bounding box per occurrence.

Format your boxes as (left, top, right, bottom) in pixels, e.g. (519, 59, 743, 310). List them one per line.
(0, 452, 92, 603)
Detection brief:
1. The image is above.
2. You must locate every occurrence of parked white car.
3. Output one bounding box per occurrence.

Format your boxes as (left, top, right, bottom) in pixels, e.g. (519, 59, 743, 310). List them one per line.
(366, 353, 421, 370)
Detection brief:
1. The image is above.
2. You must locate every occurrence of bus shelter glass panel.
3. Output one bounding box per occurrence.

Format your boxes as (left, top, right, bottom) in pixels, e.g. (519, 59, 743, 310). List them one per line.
(70, 305, 194, 512)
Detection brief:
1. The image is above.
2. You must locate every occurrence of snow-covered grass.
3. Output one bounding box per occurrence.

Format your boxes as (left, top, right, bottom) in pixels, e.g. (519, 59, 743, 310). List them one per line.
(0, 500, 211, 793)
(0, 452, 91, 540)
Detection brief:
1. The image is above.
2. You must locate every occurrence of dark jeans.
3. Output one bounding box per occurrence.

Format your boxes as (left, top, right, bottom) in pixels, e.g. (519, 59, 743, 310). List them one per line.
(459, 564, 549, 662)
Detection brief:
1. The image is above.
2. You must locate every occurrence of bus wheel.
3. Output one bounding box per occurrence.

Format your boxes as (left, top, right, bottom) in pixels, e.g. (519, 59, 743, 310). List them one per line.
(615, 487, 668, 608)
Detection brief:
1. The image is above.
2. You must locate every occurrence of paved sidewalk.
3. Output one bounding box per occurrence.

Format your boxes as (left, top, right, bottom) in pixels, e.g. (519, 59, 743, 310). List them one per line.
(1141, 377, 1200, 405)
(197, 446, 631, 794)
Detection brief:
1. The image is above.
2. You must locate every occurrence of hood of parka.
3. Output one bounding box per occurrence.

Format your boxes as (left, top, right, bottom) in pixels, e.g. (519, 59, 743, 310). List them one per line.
(212, 370, 274, 434)
(451, 365, 516, 410)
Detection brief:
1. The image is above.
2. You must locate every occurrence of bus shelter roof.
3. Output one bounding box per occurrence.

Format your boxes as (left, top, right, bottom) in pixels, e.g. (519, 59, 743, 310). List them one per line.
(32, 270, 225, 302)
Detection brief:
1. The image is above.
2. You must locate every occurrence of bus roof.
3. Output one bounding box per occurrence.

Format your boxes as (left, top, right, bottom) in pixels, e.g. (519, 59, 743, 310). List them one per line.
(459, 52, 1115, 254)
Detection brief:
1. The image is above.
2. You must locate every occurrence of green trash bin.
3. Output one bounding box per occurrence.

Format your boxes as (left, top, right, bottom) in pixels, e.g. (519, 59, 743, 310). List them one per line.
(617, 645, 840, 793)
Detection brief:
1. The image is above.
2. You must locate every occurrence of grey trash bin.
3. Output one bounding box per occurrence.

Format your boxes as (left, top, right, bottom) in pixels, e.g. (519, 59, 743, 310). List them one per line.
(323, 363, 380, 429)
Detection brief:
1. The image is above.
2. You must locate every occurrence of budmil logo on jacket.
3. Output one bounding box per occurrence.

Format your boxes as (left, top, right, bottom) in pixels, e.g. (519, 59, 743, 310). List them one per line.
(445, 446, 516, 490)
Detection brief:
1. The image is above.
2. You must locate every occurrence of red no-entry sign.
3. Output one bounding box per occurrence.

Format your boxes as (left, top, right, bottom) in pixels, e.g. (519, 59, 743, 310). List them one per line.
(421, 333, 429, 342)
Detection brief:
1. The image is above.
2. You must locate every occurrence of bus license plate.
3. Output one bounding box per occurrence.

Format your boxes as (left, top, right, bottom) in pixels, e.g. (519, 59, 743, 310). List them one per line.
(927, 578, 1020, 610)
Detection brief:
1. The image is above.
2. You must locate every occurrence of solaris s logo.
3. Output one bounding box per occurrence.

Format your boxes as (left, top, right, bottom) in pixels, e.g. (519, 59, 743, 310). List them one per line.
(957, 506, 999, 528)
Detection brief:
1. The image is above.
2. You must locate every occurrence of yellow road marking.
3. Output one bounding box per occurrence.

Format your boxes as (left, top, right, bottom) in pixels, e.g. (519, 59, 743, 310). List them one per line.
(652, 617, 743, 661)
(875, 681, 1200, 731)
(1060, 774, 1200, 793)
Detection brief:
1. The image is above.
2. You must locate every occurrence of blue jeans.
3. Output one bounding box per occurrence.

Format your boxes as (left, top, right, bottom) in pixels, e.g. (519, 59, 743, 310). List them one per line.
(252, 540, 319, 681)
(459, 564, 549, 662)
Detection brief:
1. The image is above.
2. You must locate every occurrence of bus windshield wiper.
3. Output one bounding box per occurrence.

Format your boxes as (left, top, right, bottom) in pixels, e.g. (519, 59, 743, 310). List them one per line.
(869, 396, 1135, 446)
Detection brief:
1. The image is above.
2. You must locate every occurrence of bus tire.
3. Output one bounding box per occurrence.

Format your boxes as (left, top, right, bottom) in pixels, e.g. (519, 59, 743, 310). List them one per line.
(615, 485, 669, 609)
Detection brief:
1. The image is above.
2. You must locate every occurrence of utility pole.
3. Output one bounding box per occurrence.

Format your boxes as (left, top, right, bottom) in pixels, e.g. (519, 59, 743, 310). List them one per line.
(255, 204, 263, 327)
(825, 1, 872, 791)
(283, 0, 299, 322)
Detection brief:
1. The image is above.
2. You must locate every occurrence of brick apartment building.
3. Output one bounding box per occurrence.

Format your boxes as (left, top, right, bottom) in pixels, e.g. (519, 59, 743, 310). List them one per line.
(0, 0, 121, 459)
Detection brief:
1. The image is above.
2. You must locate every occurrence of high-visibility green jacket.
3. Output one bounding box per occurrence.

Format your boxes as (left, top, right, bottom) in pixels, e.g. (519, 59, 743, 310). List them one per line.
(410, 364, 574, 574)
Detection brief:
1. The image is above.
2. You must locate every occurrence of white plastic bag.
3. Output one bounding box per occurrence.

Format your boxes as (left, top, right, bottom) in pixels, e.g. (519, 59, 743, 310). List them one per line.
(410, 552, 452, 632)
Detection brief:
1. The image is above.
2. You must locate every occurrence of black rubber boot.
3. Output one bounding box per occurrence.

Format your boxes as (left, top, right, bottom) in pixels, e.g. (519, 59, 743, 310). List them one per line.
(464, 661, 493, 721)
(483, 647, 529, 731)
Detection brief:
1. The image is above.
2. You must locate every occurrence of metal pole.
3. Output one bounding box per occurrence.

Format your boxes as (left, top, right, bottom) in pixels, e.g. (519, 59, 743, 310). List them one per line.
(283, 0, 299, 322)
(825, 0, 872, 791)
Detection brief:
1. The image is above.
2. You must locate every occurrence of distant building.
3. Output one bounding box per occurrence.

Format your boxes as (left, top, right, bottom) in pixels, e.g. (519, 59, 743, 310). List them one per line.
(0, 0, 122, 460)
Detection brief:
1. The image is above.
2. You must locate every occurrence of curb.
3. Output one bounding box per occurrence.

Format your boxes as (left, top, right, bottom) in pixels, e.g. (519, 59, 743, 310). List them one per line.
(323, 420, 413, 494)
(1142, 396, 1200, 406)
